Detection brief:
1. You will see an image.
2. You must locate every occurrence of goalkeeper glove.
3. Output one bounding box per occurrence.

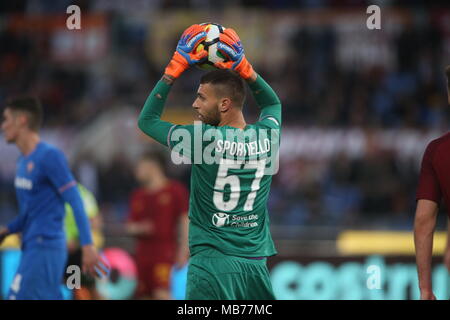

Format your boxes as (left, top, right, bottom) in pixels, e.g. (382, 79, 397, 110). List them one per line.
(215, 28, 254, 80)
(164, 24, 208, 79)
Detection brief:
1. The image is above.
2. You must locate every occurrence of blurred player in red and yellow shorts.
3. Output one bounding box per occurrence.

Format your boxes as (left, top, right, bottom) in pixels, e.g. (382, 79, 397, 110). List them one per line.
(126, 150, 189, 299)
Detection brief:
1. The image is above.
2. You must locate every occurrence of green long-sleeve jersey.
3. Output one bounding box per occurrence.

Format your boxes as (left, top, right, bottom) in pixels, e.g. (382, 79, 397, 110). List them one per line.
(138, 74, 281, 257)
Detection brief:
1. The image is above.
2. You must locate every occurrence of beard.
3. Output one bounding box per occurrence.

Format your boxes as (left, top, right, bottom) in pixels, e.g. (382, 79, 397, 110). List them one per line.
(201, 108, 221, 126)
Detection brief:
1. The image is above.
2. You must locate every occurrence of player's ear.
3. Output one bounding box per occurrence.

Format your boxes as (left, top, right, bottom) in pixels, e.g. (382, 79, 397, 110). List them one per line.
(219, 97, 232, 112)
(16, 112, 28, 128)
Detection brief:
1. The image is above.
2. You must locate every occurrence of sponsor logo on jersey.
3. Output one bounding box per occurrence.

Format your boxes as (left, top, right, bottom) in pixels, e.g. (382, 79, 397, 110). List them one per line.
(15, 177, 33, 190)
(212, 213, 260, 228)
(212, 212, 229, 227)
(231, 214, 259, 228)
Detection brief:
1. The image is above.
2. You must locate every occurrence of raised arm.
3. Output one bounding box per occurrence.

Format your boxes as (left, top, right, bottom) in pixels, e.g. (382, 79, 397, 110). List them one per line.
(214, 28, 281, 126)
(137, 77, 176, 147)
(248, 74, 282, 126)
(137, 24, 207, 145)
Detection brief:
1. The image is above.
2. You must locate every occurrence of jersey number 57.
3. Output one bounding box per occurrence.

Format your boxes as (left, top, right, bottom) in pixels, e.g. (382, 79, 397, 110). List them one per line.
(213, 159, 266, 212)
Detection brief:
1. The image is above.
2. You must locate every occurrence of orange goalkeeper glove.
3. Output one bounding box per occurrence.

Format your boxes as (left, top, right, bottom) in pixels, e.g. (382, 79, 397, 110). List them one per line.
(164, 24, 208, 79)
(215, 28, 254, 80)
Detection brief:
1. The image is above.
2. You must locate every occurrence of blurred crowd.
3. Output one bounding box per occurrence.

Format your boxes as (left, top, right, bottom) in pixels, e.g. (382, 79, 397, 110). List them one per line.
(1, 2, 450, 240)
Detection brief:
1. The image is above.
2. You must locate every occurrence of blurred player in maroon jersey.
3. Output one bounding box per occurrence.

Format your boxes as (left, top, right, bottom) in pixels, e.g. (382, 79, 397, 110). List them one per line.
(414, 66, 450, 300)
(126, 150, 189, 300)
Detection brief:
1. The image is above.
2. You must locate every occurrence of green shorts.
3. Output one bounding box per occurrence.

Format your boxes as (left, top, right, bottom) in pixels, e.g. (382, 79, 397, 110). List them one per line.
(185, 248, 276, 300)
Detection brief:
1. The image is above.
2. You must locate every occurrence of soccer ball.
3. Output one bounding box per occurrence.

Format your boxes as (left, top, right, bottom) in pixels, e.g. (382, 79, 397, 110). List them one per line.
(195, 23, 228, 70)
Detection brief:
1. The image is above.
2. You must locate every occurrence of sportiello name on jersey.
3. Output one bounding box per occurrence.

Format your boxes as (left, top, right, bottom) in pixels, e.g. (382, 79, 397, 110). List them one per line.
(168, 122, 279, 171)
(215, 139, 271, 157)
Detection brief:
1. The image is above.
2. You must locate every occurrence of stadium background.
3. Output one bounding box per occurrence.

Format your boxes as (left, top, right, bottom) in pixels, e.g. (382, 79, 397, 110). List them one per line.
(0, 0, 449, 299)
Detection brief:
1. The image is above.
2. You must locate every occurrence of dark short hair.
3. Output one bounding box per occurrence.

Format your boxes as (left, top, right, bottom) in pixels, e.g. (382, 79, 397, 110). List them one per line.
(200, 69, 246, 108)
(6, 96, 43, 131)
(139, 149, 167, 173)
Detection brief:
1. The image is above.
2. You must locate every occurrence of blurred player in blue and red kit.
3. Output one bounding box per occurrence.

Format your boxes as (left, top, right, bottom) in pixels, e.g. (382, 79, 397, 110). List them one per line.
(414, 66, 450, 300)
(126, 150, 189, 299)
(0, 97, 106, 299)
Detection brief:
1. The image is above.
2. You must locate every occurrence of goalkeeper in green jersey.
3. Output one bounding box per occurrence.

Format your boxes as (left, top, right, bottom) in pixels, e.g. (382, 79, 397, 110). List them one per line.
(138, 24, 281, 300)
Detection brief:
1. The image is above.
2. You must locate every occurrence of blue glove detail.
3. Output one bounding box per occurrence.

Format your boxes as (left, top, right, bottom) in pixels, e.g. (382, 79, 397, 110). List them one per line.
(176, 30, 207, 65)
